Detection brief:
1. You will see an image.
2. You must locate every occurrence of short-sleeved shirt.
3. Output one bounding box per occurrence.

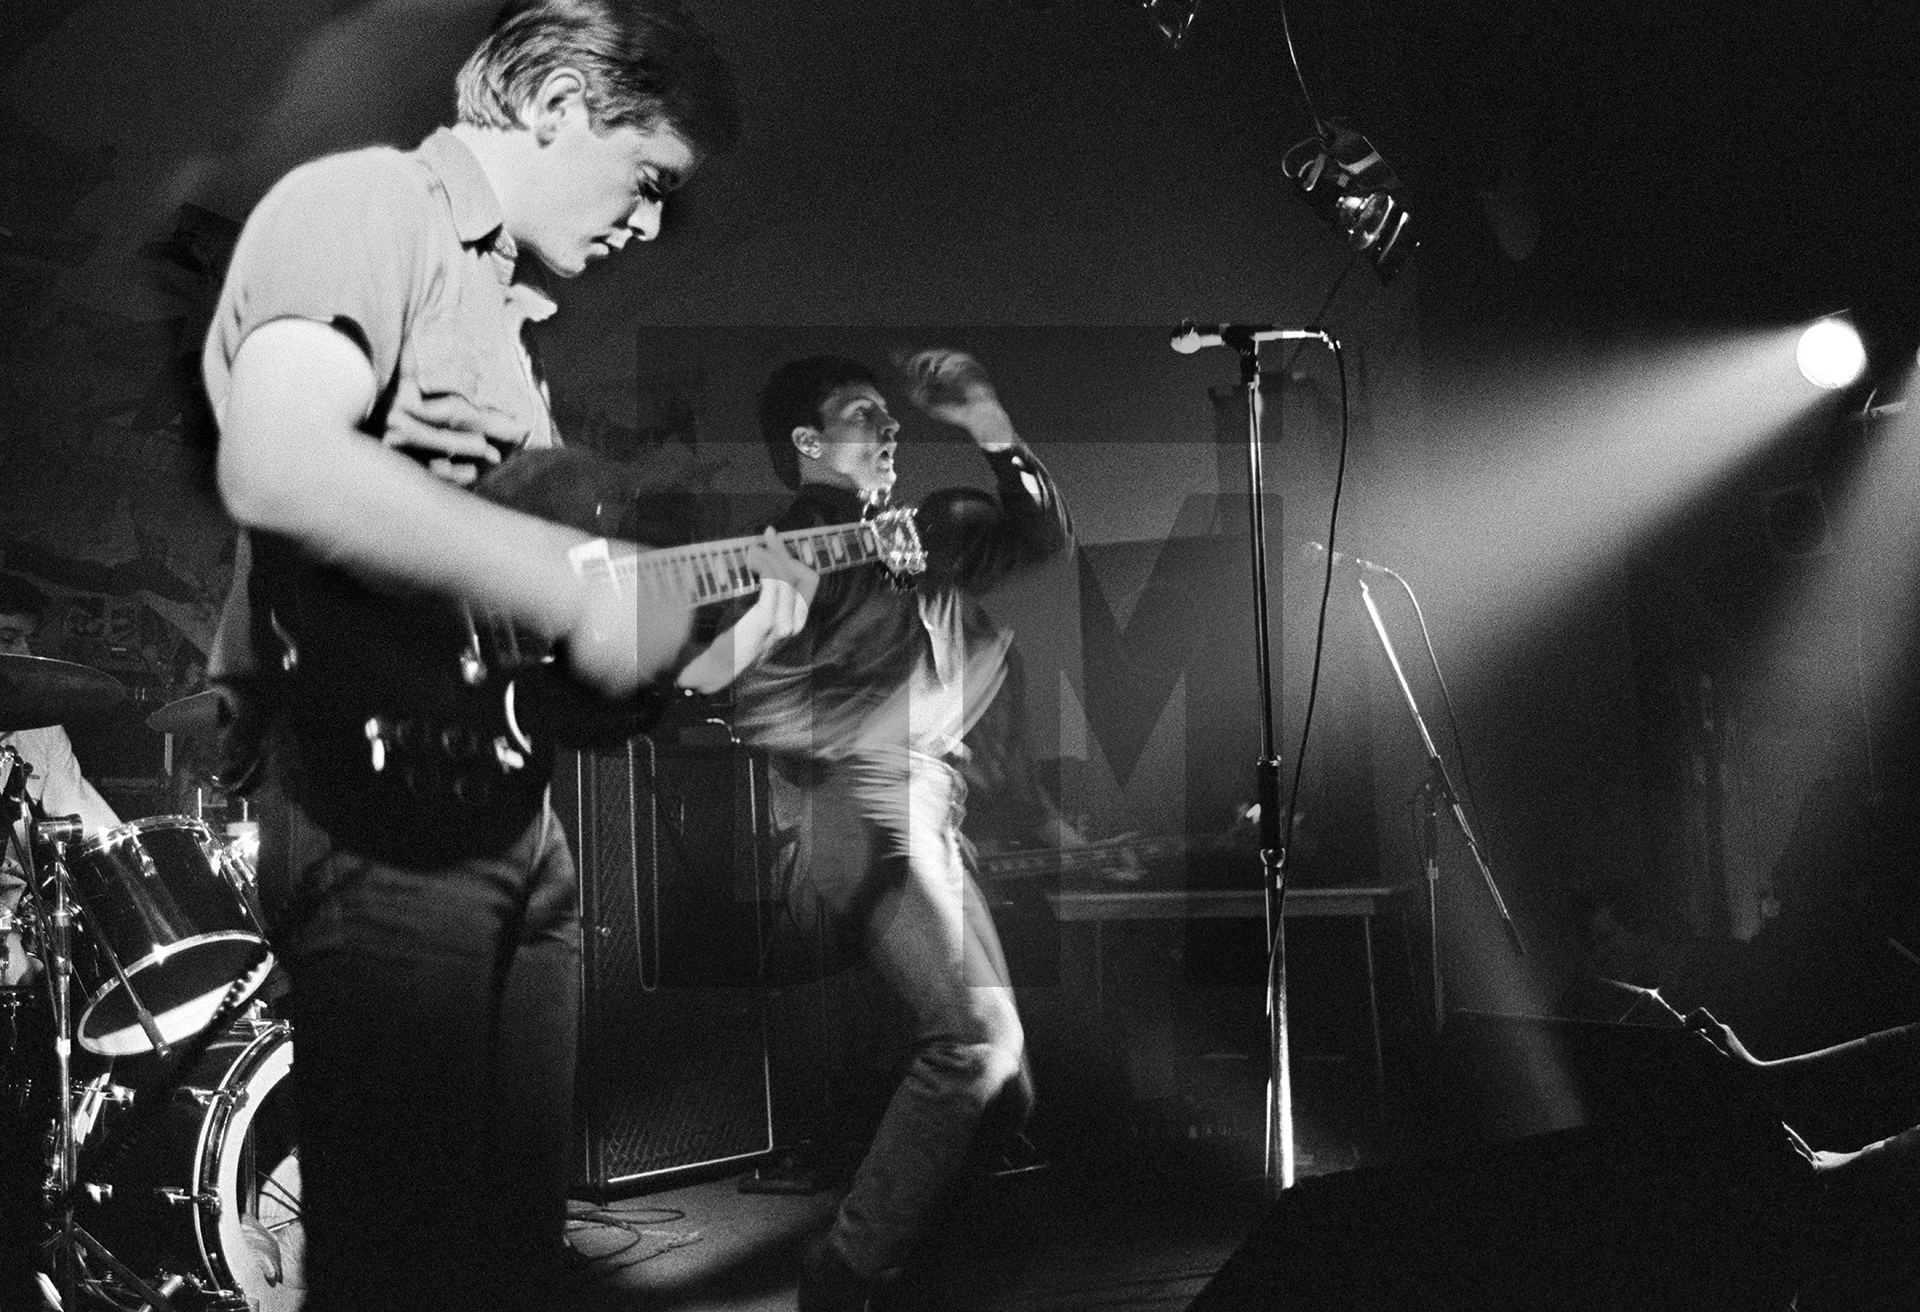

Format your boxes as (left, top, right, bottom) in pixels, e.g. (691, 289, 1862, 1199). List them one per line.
(203, 127, 556, 447)
(2, 725, 121, 907)
(203, 128, 559, 680)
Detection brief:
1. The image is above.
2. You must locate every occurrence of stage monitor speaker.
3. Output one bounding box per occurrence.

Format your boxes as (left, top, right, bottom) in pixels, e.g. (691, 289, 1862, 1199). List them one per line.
(556, 737, 775, 1198)
(1190, 1012, 1821, 1310)
(1187, 1123, 1818, 1311)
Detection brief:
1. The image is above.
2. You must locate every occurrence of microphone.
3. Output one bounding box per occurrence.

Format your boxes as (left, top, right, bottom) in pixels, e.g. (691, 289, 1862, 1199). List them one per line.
(1301, 540, 1395, 575)
(1170, 320, 1327, 354)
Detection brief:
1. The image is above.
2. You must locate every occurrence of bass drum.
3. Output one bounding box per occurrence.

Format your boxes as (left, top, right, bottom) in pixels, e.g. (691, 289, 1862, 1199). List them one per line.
(81, 1020, 303, 1309)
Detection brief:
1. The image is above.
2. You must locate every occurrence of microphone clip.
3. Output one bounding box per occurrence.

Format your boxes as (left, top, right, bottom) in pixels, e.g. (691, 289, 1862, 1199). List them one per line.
(1170, 320, 1332, 357)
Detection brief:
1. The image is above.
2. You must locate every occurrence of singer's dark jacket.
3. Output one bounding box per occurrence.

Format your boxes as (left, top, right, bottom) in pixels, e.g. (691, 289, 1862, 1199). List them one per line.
(731, 442, 1071, 763)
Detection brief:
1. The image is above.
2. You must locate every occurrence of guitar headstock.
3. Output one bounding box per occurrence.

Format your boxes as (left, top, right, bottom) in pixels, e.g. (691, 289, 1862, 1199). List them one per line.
(870, 507, 927, 581)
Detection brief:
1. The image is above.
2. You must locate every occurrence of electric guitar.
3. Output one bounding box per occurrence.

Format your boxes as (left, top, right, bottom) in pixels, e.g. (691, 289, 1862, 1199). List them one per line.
(254, 445, 925, 862)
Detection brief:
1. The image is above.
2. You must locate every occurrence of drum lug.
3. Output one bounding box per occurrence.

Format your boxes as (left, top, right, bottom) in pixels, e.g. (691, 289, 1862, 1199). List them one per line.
(158, 1185, 221, 1213)
(175, 1085, 232, 1111)
(75, 1080, 136, 1106)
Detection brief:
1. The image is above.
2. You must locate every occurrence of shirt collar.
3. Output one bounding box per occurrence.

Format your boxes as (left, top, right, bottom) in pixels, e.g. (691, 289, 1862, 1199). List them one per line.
(415, 128, 558, 324)
(798, 480, 881, 524)
(416, 128, 503, 246)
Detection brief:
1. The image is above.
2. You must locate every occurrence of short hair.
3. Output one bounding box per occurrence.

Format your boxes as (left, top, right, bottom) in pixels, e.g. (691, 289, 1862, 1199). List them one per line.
(756, 355, 882, 490)
(456, 0, 741, 160)
(0, 575, 49, 621)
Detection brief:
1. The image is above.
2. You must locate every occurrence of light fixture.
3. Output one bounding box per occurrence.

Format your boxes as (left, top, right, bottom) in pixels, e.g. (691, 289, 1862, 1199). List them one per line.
(1282, 125, 1416, 281)
(1796, 315, 1867, 391)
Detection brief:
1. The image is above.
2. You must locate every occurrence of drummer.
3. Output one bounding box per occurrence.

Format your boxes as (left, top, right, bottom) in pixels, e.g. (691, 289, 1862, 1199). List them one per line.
(2, 575, 121, 972)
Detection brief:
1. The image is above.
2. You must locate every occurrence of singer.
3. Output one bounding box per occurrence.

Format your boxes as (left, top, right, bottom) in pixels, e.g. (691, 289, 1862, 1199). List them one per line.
(731, 348, 1073, 1311)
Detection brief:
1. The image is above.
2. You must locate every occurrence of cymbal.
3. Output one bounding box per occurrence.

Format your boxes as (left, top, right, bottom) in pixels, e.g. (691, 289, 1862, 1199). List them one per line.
(146, 688, 224, 736)
(0, 653, 128, 733)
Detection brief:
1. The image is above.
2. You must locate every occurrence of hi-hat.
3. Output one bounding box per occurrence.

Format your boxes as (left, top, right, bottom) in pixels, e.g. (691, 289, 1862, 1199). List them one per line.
(0, 653, 127, 732)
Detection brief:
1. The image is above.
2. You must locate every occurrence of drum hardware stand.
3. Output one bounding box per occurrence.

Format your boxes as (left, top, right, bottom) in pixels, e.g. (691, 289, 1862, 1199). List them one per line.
(72, 894, 174, 1063)
(77, 951, 270, 1184)
(1354, 576, 1524, 976)
(1, 750, 210, 1312)
(2, 756, 163, 1311)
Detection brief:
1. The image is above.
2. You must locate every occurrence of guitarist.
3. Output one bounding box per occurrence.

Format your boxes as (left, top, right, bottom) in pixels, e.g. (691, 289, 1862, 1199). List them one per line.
(200, 5, 811, 1310)
(733, 350, 1072, 1311)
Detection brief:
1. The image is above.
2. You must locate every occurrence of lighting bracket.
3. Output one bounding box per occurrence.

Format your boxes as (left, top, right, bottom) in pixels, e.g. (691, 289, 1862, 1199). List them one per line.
(1283, 123, 1417, 281)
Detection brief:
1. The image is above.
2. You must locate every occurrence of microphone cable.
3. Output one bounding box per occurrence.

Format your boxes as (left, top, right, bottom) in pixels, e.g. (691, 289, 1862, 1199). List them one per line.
(1276, 331, 1351, 892)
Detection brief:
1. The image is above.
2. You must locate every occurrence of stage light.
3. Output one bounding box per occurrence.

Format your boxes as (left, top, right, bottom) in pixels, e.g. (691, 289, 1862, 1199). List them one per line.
(1796, 316, 1866, 391)
(1282, 125, 1416, 281)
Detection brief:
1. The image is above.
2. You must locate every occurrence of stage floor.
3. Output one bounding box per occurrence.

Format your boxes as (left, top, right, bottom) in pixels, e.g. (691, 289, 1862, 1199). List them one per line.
(559, 1149, 1280, 1312)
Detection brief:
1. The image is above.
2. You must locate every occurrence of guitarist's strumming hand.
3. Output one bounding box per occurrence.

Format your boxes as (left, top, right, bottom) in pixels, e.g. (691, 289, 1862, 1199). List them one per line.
(677, 529, 818, 694)
(383, 380, 525, 485)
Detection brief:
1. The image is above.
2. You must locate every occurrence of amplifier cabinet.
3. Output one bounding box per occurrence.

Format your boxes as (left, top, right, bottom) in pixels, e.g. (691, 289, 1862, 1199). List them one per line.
(554, 737, 775, 1198)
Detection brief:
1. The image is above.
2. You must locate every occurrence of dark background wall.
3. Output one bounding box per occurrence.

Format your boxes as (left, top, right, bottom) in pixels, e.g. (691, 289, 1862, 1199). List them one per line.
(5, 0, 1917, 1035)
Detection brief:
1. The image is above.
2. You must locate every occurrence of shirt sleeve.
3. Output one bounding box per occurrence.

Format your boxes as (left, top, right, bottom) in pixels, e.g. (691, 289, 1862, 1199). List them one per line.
(201, 148, 436, 418)
(920, 443, 1074, 594)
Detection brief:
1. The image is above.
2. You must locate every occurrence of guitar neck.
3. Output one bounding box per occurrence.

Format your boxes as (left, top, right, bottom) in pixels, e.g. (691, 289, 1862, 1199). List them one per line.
(603, 520, 905, 604)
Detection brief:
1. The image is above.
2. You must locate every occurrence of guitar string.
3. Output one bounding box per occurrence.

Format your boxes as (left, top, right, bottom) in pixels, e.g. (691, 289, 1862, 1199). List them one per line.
(610, 521, 884, 598)
(476, 519, 898, 655)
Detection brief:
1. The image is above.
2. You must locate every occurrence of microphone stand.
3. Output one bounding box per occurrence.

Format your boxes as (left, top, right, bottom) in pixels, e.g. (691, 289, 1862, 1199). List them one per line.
(1230, 333, 1296, 1194)
(1355, 577, 1524, 965)
(1416, 781, 1444, 1034)
(1175, 320, 1333, 1194)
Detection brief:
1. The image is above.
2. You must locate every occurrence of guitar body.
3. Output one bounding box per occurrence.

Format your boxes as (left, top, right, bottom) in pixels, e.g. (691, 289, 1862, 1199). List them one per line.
(253, 446, 923, 866)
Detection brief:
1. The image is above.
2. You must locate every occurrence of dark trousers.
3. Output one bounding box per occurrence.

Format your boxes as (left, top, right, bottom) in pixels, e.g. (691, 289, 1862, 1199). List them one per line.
(262, 787, 579, 1312)
(774, 747, 1031, 1281)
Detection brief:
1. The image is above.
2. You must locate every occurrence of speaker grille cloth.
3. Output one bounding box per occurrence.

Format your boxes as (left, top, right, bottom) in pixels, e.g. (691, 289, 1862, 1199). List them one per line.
(565, 742, 772, 1191)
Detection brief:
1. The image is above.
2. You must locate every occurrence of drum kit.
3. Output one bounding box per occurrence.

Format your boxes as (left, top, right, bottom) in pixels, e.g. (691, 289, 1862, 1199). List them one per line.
(3, 654, 302, 1311)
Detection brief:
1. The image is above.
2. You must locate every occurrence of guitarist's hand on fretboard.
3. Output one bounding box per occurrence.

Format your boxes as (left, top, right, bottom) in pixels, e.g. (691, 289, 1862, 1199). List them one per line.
(675, 530, 819, 694)
(254, 443, 920, 860)
(564, 550, 695, 698)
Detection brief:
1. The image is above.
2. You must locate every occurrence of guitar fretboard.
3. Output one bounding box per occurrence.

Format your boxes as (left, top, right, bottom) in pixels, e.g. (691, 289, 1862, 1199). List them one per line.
(582, 517, 914, 603)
